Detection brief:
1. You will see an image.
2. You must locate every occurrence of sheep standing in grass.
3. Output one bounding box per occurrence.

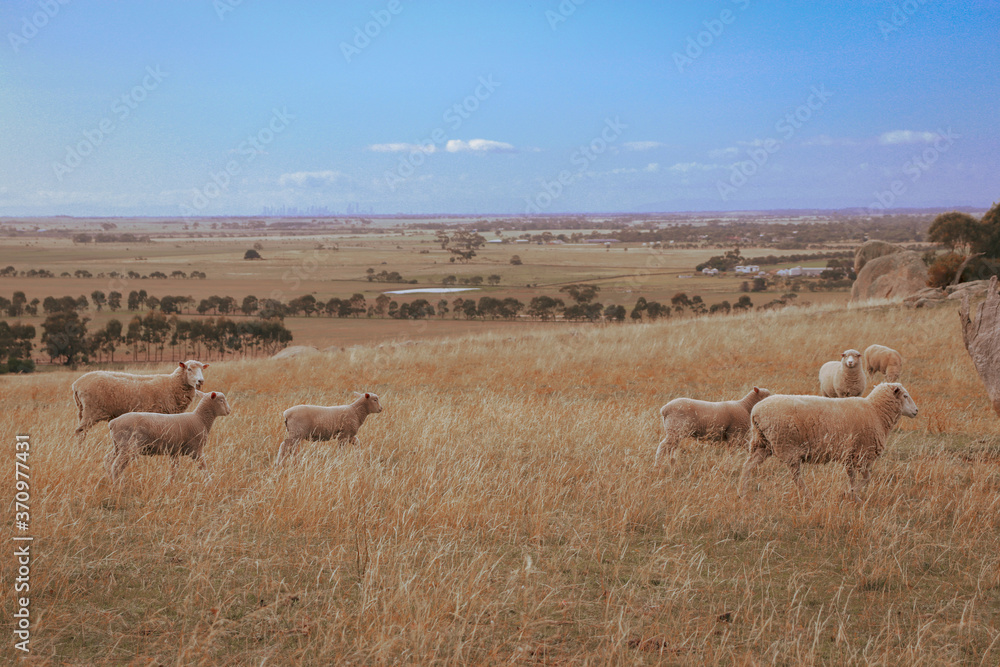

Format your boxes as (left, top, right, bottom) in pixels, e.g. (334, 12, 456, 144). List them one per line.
(656, 386, 771, 464)
(72, 360, 209, 437)
(276, 392, 384, 464)
(105, 391, 231, 482)
(818, 349, 866, 397)
(864, 344, 903, 382)
(737, 382, 918, 501)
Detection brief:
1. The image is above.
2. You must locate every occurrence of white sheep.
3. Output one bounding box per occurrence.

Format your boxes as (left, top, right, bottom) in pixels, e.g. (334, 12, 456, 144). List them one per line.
(72, 360, 209, 437)
(655, 386, 772, 464)
(863, 344, 903, 382)
(276, 392, 384, 464)
(105, 390, 232, 482)
(818, 349, 866, 397)
(737, 382, 918, 501)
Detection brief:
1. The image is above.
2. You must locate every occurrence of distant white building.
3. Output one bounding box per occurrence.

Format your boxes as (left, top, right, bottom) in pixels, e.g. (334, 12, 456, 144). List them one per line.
(776, 266, 827, 277)
(701, 267, 719, 275)
(734, 265, 760, 274)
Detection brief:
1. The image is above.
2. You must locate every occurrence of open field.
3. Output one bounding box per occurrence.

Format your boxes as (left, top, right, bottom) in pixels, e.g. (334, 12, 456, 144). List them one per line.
(3, 300, 1000, 663)
(0, 220, 856, 352)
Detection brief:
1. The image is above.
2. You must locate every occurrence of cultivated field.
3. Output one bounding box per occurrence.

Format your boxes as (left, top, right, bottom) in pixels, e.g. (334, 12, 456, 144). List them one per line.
(0, 218, 855, 352)
(4, 300, 1000, 664)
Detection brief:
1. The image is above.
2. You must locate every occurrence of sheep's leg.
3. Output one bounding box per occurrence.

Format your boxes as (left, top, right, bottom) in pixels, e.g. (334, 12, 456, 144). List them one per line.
(850, 463, 872, 501)
(788, 461, 810, 500)
(104, 446, 120, 481)
(737, 448, 770, 497)
(276, 437, 301, 464)
(655, 432, 679, 466)
(109, 450, 132, 482)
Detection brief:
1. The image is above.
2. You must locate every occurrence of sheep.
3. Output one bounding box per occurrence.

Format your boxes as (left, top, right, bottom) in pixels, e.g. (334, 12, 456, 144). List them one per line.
(863, 344, 903, 382)
(818, 349, 866, 397)
(72, 360, 209, 437)
(737, 382, 918, 501)
(276, 392, 383, 464)
(105, 390, 231, 482)
(655, 386, 772, 464)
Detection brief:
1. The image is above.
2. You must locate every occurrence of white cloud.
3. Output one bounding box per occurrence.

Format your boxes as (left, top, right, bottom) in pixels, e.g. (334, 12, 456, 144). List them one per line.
(368, 142, 436, 153)
(708, 147, 739, 159)
(878, 130, 939, 145)
(669, 162, 725, 173)
(445, 139, 515, 153)
(624, 141, 665, 151)
(645, 162, 660, 172)
(278, 170, 347, 188)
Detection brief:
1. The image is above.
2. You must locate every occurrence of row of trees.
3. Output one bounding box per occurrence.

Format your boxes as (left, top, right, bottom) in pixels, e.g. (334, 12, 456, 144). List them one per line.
(26, 311, 294, 367)
(0, 266, 207, 280)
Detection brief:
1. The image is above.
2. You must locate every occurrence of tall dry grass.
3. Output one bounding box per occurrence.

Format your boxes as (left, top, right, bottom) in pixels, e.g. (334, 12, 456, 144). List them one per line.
(3, 301, 1000, 664)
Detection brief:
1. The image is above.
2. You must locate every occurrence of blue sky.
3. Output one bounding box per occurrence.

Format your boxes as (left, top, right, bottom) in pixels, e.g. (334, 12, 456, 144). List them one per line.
(0, 0, 997, 216)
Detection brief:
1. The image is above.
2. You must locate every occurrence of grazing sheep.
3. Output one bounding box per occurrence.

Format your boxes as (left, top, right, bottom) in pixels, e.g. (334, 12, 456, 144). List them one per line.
(73, 360, 209, 437)
(105, 391, 231, 482)
(737, 382, 918, 501)
(818, 349, 866, 397)
(655, 386, 772, 464)
(863, 344, 903, 382)
(276, 392, 383, 464)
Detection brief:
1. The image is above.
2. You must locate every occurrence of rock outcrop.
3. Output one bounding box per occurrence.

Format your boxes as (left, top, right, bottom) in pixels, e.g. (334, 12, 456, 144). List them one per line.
(850, 250, 929, 301)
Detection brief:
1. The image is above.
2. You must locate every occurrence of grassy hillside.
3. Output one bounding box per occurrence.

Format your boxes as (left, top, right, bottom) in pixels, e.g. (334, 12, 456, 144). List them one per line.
(3, 301, 999, 663)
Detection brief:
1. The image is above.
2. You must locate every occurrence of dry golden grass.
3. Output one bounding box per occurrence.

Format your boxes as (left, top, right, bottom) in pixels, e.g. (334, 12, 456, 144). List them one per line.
(3, 301, 1000, 664)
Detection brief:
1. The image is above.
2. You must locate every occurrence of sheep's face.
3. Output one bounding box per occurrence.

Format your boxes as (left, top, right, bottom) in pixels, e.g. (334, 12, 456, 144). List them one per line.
(209, 391, 232, 416)
(893, 385, 918, 418)
(842, 350, 861, 368)
(365, 392, 383, 413)
(181, 360, 208, 389)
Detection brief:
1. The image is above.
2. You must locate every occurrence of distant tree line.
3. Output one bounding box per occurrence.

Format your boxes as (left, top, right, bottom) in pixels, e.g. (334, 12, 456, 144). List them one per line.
(0, 265, 207, 280)
(7, 312, 293, 368)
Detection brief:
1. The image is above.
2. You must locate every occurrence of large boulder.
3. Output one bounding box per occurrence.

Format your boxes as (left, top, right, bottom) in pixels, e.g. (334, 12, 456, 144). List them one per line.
(851, 250, 929, 301)
(854, 240, 902, 274)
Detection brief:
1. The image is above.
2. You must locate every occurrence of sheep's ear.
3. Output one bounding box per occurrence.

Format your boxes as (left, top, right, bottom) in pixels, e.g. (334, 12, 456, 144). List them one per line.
(893, 386, 900, 395)
(179, 361, 186, 368)
(365, 393, 370, 399)
(211, 392, 217, 399)
(203, 363, 209, 369)
(753, 386, 759, 393)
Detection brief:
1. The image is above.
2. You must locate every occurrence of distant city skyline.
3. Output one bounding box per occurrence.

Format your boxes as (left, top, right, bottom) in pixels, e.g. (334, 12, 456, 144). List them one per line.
(1, 1, 996, 217)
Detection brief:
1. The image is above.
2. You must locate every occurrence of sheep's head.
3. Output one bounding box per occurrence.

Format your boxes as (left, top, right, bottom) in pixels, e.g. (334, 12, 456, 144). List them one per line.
(364, 392, 383, 414)
(208, 391, 232, 416)
(891, 384, 918, 418)
(751, 386, 772, 402)
(180, 360, 208, 389)
(841, 349, 861, 369)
